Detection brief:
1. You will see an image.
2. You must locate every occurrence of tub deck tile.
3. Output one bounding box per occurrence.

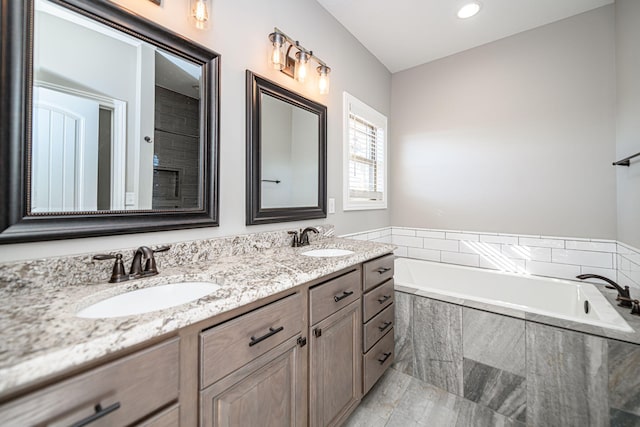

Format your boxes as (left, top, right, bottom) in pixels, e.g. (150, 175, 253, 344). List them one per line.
(412, 297, 463, 395)
(609, 339, 640, 417)
(526, 322, 608, 426)
(393, 291, 414, 376)
(462, 308, 525, 376)
(462, 358, 526, 423)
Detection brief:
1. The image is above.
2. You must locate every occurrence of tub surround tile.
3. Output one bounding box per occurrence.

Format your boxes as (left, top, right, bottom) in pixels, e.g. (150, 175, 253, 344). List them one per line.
(479, 235, 519, 245)
(416, 230, 446, 239)
(412, 298, 463, 395)
(407, 247, 440, 262)
(609, 340, 640, 416)
(518, 237, 565, 249)
(422, 238, 459, 252)
(445, 232, 480, 242)
(391, 235, 424, 248)
(462, 308, 525, 376)
(566, 240, 617, 252)
(441, 251, 480, 268)
(460, 300, 526, 319)
(552, 249, 614, 269)
(526, 323, 609, 427)
(610, 408, 640, 427)
(0, 235, 395, 394)
(462, 358, 526, 423)
(393, 291, 414, 376)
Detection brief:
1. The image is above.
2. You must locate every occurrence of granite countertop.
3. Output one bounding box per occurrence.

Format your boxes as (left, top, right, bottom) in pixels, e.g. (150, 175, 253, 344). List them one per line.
(0, 237, 395, 395)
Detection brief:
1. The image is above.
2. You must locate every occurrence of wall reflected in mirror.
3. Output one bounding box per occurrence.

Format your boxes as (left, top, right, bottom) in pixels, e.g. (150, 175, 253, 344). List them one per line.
(260, 93, 319, 209)
(32, 0, 203, 213)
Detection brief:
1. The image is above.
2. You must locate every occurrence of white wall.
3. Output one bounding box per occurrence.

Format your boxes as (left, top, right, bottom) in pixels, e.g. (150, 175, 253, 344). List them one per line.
(0, 0, 391, 262)
(615, 0, 640, 249)
(390, 6, 617, 239)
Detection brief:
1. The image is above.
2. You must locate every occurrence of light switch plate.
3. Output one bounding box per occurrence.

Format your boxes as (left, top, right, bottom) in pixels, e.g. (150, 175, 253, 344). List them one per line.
(125, 192, 136, 206)
(328, 198, 336, 214)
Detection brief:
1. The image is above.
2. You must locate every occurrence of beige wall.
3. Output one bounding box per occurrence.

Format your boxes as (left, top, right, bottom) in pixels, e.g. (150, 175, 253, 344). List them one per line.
(615, 0, 640, 249)
(390, 6, 617, 239)
(0, 0, 391, 262)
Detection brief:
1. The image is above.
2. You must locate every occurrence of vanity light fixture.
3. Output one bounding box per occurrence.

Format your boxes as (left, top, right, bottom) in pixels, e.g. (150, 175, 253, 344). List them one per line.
(457, 1, 481, 19)
(268, 28, 331, 94)
(190, 0, 210, 30)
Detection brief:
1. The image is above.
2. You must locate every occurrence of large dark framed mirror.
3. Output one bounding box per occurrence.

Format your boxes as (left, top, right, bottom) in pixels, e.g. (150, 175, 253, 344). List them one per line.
(0, 0, 220, 243)
(246, 71, 327, 225)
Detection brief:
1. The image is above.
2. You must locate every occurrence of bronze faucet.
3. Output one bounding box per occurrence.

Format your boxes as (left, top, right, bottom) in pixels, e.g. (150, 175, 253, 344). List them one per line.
(94, 245, 170, 283)
(576, 274, 632, 308)
(300, 227, 319, 246)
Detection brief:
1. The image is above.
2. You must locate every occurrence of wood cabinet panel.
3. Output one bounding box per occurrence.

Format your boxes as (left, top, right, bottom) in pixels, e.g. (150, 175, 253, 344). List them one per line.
(310, 300, 361, 427)
(309, 269, 361, 325)
(363, 329, 395, 394)
(200, 292, 303, 388)
(0, 338, 179, 427)
(137, 404, 179, 427)
(363, 254, 394, 291)
(200, 335, 306, 427)
(363, 279, 394, 322)
(363, 303, 394, 352)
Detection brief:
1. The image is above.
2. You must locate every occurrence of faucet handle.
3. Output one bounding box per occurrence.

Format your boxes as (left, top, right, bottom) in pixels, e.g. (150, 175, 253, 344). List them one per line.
(288, 230, 300, 247)
(144, 245, 171, 275)
(93, 253, 128, 283)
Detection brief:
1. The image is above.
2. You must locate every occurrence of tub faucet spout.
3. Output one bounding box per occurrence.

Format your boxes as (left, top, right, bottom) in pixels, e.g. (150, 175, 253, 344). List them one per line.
(576, 274, 632, 308)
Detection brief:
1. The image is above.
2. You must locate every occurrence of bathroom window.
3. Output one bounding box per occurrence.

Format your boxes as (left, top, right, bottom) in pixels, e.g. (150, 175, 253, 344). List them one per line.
(343, 92, 387, 210)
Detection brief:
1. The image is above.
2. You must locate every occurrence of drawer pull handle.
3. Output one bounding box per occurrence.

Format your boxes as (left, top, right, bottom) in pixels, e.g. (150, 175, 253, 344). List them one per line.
(378, 352, 392, 364)
(377, 295, 391, 304)
(249, 326, 284, 347)
(378, 321, 392, 332)
(70, 402, 121, 427)
(376, 267, 391, 274)
(334, 290, 354, 302)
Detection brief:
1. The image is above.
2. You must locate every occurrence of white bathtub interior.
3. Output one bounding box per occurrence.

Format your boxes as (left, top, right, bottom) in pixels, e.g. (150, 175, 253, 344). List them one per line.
(394, 258, 633, 333)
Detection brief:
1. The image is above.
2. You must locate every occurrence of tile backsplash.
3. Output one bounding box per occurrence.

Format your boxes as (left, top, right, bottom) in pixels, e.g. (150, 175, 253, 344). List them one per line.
(343, 226, 640, 291)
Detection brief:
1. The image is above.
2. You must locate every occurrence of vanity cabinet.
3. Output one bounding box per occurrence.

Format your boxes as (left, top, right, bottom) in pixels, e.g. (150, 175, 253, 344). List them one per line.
(199, 292, 306, 426)
(361, 254, 395, 394)
(0, 338, 180, 426)
(309, 270, 362, 427)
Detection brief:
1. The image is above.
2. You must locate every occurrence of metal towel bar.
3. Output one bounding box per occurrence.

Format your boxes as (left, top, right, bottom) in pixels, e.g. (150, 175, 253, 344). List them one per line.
(613, 151, 640, 166)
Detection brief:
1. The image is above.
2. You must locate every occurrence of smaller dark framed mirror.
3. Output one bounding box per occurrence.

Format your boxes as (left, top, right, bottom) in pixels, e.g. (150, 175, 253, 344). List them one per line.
(246, 71, 327, 225)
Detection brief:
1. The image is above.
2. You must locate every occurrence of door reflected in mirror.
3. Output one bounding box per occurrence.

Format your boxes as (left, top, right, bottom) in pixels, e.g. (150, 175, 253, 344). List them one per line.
(32, 0, 203, 213)
(260, 93, 319, 209)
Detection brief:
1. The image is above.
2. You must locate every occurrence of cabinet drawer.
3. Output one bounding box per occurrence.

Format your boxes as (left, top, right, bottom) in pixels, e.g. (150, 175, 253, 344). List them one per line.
(200, 292, 303, 388)
(363, 278, 394, 322)
(0, 338, 179, 427)
(310, 269, 361, 325)
(363, 254, 394, 291)
(363, 303, 394, 352)
(363, 329, 394, 394)
(137, 404, 179, 427)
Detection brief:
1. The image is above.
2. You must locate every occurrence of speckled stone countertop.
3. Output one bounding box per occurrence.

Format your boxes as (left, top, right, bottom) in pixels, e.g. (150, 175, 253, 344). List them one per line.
(0, 237, 395, 395)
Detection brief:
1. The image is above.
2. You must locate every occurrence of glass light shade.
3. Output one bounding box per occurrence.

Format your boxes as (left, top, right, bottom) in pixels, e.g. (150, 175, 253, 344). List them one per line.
(190, 0, 209, 30)
(269, 33, 286, 70)
(457, 2, 481, 19)
(317, 65, 330, 95)
(294, 51, 310, 83)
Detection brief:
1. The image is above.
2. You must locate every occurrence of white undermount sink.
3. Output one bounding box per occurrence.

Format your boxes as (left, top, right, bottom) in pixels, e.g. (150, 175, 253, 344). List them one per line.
(301, 248, 355, 257)
(76, 282, 221, 319)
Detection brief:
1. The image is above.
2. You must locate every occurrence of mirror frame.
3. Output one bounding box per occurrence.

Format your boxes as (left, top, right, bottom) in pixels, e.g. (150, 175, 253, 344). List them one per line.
(246, 71, 327, 225)
(0, 0, 220, 243)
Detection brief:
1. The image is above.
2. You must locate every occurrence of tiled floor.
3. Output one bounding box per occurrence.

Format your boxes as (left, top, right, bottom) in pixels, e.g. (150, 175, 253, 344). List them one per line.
(344, 368, 525, 427)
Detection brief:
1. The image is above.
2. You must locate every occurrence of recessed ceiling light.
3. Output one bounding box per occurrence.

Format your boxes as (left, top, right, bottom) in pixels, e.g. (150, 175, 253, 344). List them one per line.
(457, 2, 481, 19)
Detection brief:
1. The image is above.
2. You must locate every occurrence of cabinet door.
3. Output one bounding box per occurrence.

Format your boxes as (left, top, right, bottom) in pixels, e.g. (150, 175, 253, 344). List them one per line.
(309, 300, 362, 427)
(200, 335, 306, 427)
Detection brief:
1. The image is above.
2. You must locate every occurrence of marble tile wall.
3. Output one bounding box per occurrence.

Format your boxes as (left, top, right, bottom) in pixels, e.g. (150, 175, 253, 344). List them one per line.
(394, 290, 640, 426)
(343, 226, 640, 291)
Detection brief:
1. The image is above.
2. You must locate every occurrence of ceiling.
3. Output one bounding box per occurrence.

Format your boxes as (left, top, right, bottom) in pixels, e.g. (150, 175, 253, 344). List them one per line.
(316, 0, 614, 73)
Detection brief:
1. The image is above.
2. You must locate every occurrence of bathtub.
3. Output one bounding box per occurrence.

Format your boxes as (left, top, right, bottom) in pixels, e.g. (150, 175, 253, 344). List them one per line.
(394, 258, 633, 333)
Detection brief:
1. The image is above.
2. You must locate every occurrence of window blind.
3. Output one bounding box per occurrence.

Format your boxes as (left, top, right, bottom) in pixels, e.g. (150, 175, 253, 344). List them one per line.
(348, 112, 384, 202)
